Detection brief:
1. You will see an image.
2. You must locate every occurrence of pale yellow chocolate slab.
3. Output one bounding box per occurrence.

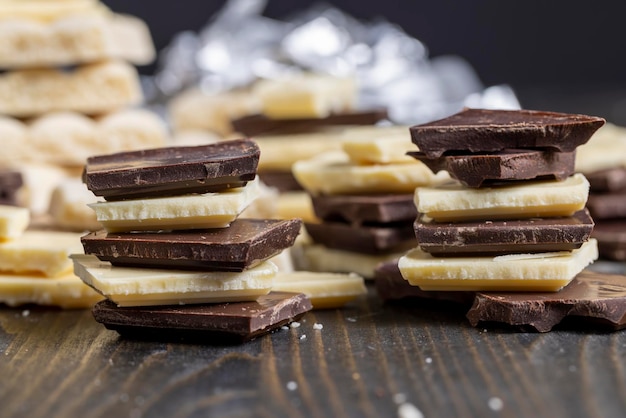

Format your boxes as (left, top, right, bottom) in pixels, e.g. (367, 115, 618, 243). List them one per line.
(340, 125, 415, 164)
(89, 177, 261, 233)
(415, 174, 590, 222)
(72, 254, 276, 307)
(575, 123, 626, 173)
(0, 271, 103, 308)
(398, 239, 598, 292)
(293, 151, 444, 195)
(0, 60, 142, 117)
(0, 205, 29, 240)
(49, 178, 100, 231)
(0, 0, 107, 22)
(273, 271, 366, 309)
(0, 230, 83, 277)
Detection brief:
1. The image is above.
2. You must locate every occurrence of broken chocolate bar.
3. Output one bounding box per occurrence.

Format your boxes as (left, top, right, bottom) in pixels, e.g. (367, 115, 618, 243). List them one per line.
(310, 193, 417, 225)
(585, 167, 626, 192)
(410, 108, 605, 158)
(414, 209, 594, 256)
(83, 139, 260, 200)
(81, 218, 302, 271)
(92, 292, 312, 343)
(466, 270, 626, 332)
(587, 192, 626, 219)
(592, 220, 626, 261)
(409, 149, 576, 187)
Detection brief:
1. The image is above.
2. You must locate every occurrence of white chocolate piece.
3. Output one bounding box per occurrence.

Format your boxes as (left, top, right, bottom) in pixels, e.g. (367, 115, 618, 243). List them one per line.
(12, 163, 77, 215)
(273, 271, 366, 309)
(415, 174, 590, 222)
(398, 239, 598, 292)
(89, 177, 261, 233)
(292, 151, 444, 195)
(72, 254, 276, 307)
(253, 74, 356, 119)
(49, 178, 100, 231)
(275, 192, 318, 223)
(0, 0, 108, 22)
(0, 205, 29, 240)
(0, 230, 83, 277)
(340, 125, 415, 164)
(575, 123, 626, 173)
(0, 271, 103, 309)
(0, 60, 142, 117)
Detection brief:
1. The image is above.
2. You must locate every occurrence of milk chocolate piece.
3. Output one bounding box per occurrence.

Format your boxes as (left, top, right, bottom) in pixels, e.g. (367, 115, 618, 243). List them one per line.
(83, 139, 260, 200)
(92, 292, 312, 343)
(466, 270, 626, 332)
(310, 194, 417, 225)
(305, 221, 415, 254)
(81, 218, 302, 271)
(592, 220, 626, 261)
(585, 167, 626, 192)
(0, 170, 23, 206)
(410, 108, 605, 158)
(587, 192, 626, 219)
(231, 109, 388, 136)
(409, 149, 575, 187)
(415, 209, 594, 256)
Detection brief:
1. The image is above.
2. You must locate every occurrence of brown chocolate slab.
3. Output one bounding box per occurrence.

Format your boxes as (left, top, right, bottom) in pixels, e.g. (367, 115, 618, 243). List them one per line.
(231, 109, 388, 136)
(592, 220, 626, 261)
(0, 170, 23, 206)
(585, 167, 626, 192)
(409, 149, 575, 188)
(258, 170, 303, 192)
(92, 292, 312, 343)
(305, 221, 415, 254)
(466, 270, 626, 332)
(414, 209, 594, 256)
(81, 218, 302, 271)
(83, 139, 260, 201)
(587, 192, 626, 219)
(310, 193, 417, 225)
(410, 108, 605, 158)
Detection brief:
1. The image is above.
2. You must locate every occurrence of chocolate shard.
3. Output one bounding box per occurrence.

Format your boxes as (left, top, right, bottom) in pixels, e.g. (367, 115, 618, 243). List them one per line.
(587, 192, 626, 219)
(310, 194, 417, 225)
(0, 170, 23, 206)
(466, 270, 626, 332)
(83, 139, 260, 201)
(231, 109, 388, 136)
(81, 218, 302, 271)
(92, 292, 312, 343)
(585, 167, 626, 193)
(592, 220, 626, 261)
(414, 209, 594, 256)
(410, 108, 605, 158)
(305, 221, 415, 254)
(408, 149, 575, 188)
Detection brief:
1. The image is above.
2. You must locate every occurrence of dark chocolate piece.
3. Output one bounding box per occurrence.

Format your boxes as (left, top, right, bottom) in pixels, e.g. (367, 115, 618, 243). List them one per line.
(0, 170, 23, 206)
(409, 149, 575, 188)
(231, 109, 388, 136)
(587, 192, 626, 219)
(81, 218, 302, 271)
(305, 221, 415, 254)
(310, 194, 417, 225)
(585, 167, 626, 192)
(92, 292, 312, 343)
(258, 170, 303, 192)
(466, 270, 626, 332)
(592, 220, 626, 261)
(410, 108, 605, 158)
(83, 139, 260, 201)
(414, 209, 594, 256)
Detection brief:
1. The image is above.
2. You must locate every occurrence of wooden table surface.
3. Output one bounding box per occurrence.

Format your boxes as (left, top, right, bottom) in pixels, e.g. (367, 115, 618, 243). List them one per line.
(1, 262, 625, 418)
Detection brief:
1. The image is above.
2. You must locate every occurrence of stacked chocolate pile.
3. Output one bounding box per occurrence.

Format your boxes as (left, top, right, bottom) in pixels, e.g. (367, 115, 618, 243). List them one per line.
(399, 108, 604, 292)
(73, 139, 311, 342)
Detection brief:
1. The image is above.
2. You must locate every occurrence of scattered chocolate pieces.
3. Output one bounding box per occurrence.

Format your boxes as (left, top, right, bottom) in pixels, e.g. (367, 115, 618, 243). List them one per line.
(310, 193, 416, 225)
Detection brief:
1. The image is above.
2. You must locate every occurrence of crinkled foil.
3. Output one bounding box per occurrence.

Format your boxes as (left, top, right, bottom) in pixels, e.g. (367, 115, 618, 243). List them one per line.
(151, 0, 520, 124)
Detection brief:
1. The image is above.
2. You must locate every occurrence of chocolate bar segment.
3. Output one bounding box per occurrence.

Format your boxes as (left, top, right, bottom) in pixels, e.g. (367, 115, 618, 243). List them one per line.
(83, 139, 260, 200)
(81, 218, 302, 271)
(414, 209, 594, 256)
(310, 194, 417, 225)
(410, 108, 605, 158)
(587, 192, 626, 219)
(585, 167, 626, 192)
(592, 220, 626, 261)
(466, 270, 626, 332)
(92, 292, 312, 343)
(409, 149, 575, 188)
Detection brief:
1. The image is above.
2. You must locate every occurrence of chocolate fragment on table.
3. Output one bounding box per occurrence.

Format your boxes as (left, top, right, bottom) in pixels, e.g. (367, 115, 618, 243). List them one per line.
(587, 192, 626, 219)
(81, 218, 302, 271)
(92, 292, 312, 343)
(0, 170, 23, 206)
(83, 139, 260, 201)
(409, 149, 575, 188)
(414, 209, 594, 256)
(466, 270, 626, 332)
(410, 108, 605, 158)
(310, 193, 417, 225)
(585, 167, 626, 192)
(592, 220, 626, 261)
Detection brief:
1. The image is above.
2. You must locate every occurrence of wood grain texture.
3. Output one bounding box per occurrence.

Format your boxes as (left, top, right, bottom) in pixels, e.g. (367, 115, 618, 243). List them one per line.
(1, 287, 625, 418)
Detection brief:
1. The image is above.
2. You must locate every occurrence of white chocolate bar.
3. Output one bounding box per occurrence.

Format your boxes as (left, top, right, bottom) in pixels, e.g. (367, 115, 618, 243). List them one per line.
(0, 205, 29, 240)
(415, 174, 590, 222)
(0, 0, 108, 22)
(89, 177, 261, 232)
(273, 271, 366, 309)
(49, 178, 100, 231)
(340, 125, 415, 164)
(0, 230, 84, 277)
(292, 151, 444, 195)
(72, 254, 276, 307)
(398, 239, 598, 292)
(0, 271, 103, 308)
(0, 60, 142, 117)
(575, 123, 626, 173)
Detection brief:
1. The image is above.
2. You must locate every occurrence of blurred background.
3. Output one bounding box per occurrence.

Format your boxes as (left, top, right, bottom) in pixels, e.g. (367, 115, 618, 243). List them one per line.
(102, 0, 626, 124)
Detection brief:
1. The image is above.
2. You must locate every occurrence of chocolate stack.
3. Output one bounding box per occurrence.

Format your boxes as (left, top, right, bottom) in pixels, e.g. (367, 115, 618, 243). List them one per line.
(73, 139, 311, 342)
(399, 108, 604, 292)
